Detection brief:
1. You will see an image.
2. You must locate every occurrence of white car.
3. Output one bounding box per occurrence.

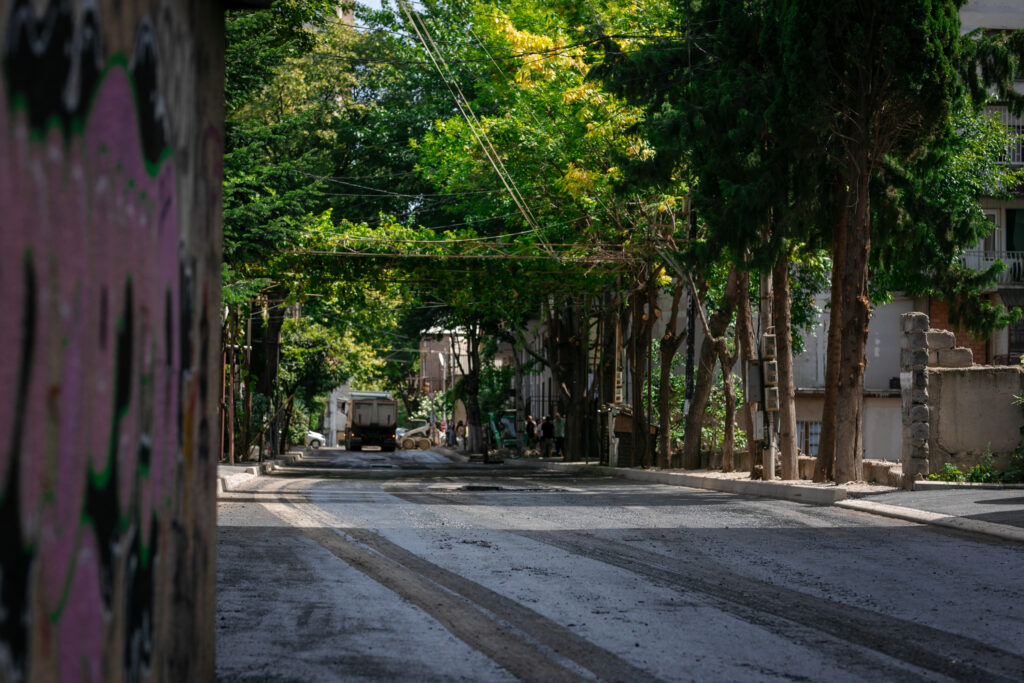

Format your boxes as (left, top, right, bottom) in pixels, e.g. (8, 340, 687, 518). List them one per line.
(305, 430, 326, 449)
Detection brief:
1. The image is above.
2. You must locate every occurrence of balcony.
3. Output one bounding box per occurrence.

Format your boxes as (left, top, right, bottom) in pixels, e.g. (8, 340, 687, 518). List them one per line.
(961, 250, 1024, 285)
(985, 105, 1024, 167)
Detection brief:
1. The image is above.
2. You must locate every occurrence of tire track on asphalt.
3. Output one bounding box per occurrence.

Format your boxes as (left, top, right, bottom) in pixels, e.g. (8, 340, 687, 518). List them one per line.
(259, 480, 657, 683)
(396, 488, 1022, 683)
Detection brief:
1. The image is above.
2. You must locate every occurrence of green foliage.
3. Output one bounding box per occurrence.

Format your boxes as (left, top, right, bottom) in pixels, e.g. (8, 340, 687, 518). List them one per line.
(221, 264, 271, 307)
(929, 462, 967, 482)
(645, 354, 746, 454)
(789, 249, 830, 356)
(464, 364, 515, 417)
(927, 450, 1021, 484)
(1004, 447, 1024, 484)
(872, 105, 1024, 336)
(279, 317, 362, 407)
(287, 402, 312, 446)
(966, 453, 999, 483)
(700, 369, 747, 455)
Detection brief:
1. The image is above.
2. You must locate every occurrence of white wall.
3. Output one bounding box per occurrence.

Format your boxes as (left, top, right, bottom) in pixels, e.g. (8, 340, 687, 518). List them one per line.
(863, 397, 902, 462)
(960, 0, 1024, 32)
(792, 294, 914, 392)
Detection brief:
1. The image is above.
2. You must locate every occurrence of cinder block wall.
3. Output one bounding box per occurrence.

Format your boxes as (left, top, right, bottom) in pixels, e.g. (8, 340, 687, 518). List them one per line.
(0, 1, 223, 680)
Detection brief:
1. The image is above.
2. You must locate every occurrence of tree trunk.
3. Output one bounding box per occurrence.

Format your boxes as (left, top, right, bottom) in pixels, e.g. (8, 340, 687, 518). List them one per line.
(463, 325, 485, 458)
(717, 342, 738, 472)
(280, 396, 294, 455)
(242, 304, 253, 460)
(835, 171, 871, 484)
(815, 199, 846, 483)
(735, 273, 759, 475)
(597, 291, 619, 463)
(512, 346, 526, 449)
(773, 254, 799, 479)
(565, 298, 590, 461)
(657, 278, 687, 468)
(226, 307, 237, 465)
(683, 267, 740, 469)
(629, 283, 652, 467)
(758, 270, 776, 480)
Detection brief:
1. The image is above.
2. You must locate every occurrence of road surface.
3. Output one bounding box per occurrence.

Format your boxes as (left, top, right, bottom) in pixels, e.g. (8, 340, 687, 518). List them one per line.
(217, 449, 1024, 681)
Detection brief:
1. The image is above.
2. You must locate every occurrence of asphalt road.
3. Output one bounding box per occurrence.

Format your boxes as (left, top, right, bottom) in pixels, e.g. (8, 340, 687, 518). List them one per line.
(217, 449, 1024, 682)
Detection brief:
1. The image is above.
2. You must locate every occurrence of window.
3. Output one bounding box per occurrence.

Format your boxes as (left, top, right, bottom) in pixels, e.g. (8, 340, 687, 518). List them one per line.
(796, 421, 821, 457)
(1008, 210, 1024, 253)
(982, 211, 999, 253)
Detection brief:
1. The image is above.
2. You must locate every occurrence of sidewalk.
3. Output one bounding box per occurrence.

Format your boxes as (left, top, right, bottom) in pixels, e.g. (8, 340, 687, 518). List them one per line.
(835, 484, 1024, 544)
(544, 463, 1024, 544)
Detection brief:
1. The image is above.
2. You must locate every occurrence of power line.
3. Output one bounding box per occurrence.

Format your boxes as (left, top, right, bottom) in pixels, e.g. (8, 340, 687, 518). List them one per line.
(396, 0, 549, 254)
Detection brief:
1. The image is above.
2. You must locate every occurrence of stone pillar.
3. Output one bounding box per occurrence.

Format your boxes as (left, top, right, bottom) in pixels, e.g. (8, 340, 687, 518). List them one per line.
(901, 313, 931, 488)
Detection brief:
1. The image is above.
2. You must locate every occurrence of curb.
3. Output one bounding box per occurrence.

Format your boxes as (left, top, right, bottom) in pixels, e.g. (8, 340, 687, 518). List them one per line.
(217, 457, 287, 493)
(836, 499, 1024, 544)
(552, 463, 848, 505)
(217, 467, 259, 493)
(913, 480, 1024, 491)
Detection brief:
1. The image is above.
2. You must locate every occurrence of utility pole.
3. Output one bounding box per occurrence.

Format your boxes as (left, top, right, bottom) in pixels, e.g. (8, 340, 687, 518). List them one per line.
(684, 209, 697, 452)
(759, 272, 778, 480)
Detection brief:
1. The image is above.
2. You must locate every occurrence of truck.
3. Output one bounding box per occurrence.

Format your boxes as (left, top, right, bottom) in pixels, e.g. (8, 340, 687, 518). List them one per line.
(344, 392, 398, 452)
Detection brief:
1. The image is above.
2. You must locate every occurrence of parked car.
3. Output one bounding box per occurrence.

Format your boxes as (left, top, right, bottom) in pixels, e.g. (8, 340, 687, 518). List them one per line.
(305, 430, 325, 449)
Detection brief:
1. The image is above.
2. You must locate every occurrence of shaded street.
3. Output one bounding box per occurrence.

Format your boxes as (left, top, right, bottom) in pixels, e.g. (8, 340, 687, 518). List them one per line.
(217, 450, 1024, 681)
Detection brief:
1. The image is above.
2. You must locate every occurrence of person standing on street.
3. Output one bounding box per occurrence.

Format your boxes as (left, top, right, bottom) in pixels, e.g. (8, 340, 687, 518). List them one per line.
(553, 412, 566, 459)
(455, 420, 466, 451)
(540, 415, 555, 457)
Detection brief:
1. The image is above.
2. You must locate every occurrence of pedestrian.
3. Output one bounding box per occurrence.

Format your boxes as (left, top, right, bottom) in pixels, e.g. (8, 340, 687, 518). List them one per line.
(553, 412, 566, 459)
(540, 415, 555, 457)
(525, 415, 537, 449)
(455, 420, 466, 450)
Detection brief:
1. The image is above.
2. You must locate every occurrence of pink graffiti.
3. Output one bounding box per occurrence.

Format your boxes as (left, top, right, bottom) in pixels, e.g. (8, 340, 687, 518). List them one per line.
(1, 58, 181, 672)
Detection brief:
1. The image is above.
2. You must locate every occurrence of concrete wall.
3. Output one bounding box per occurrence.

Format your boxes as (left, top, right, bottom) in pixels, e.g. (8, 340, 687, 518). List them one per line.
(863, 397, 902, 462)
(793, 395, 901, 462)
(961, 0, 1024, 32)
(930, 366, 1024, 470)
(1, 1, 223, 680)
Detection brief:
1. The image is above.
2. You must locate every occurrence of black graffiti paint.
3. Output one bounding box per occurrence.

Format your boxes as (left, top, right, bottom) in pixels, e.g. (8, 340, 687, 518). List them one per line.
(129, 21, 167, 166)
(122, 518, 157, 682)
(0, 254, 37, 681)
(3, 0, 74, 131)
(85, 278, 133, 609)
(3, 1, 166, 165)
(178, 258, 193, 444)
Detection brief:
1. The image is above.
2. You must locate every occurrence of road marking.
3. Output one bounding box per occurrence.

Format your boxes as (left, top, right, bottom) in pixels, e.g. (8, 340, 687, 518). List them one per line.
(397, 486, 1024, 682)
(259, 481, 654, 682)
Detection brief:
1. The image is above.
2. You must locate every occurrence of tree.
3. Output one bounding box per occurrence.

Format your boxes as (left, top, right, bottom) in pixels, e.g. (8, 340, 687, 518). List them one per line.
(412, 1, 693, 464)
(783, 1, 1024, 482)
(277, 318, 362, 451)
(596, 0, 1024, 482)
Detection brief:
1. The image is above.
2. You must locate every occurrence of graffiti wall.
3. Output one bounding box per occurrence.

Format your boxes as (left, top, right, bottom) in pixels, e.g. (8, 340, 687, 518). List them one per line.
(0, 1, 223, 680)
